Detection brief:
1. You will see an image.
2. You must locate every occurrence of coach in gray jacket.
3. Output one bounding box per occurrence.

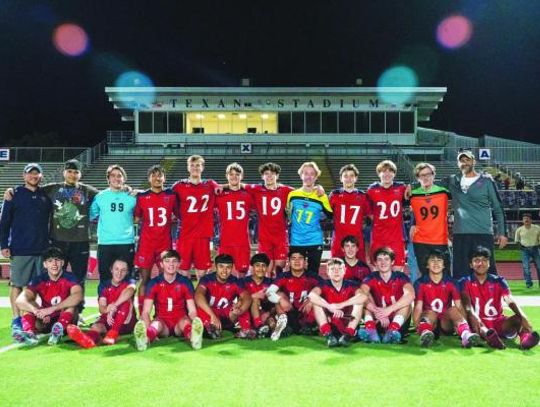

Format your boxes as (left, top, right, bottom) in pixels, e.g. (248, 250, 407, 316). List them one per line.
(446, 150, 507, 278)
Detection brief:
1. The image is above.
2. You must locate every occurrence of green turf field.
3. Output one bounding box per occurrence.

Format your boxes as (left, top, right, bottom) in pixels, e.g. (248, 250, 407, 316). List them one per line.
(1, 307, 539, 407)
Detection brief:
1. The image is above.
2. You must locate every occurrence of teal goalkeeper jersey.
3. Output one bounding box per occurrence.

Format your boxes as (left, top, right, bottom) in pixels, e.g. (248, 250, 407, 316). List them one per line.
(287, 189, 333, 246)
(89, 189, 136, 244)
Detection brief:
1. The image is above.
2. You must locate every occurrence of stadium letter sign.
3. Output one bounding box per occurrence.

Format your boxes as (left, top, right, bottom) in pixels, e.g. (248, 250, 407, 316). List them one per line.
(0, 148, 9, 161)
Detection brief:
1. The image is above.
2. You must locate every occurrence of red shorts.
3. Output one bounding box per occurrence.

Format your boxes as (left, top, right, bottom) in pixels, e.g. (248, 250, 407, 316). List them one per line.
(482, 316, 507, 337)
(330, 235, 366, 262)
(97, 311, 137, 335)
(177, 237, 212, 271)
(197, 306, 251, 331)
(134, 243, 170, 269)
(370, 240, 406, 267)
(153, 313, 187, 335)
(258, 237, 289, 262)
(218, 245, 251, 274)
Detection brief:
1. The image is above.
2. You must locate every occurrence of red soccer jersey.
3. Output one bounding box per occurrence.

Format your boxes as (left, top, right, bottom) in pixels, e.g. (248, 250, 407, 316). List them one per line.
(243, 276, 273, 296)
(247, 184, 293, 243)
(343, 260, 371, 283)
(145, 274, 194, 321)
(459, 274, 510, 322)
(319, 279, 360, 304)
(199, 273, 246, 311)
(366, 182, 406, 245)
(414, 275, 460, 316)
(329, 188, 370, 242)
(98, 278, 137, 323)
(135, 189, 178, 248)
(362, 271, 410, 308)
(275, 271, 321, 309)
(215, 187, 254, 246)
(172, 179, 218, 238)
(27, 272, 80, 308)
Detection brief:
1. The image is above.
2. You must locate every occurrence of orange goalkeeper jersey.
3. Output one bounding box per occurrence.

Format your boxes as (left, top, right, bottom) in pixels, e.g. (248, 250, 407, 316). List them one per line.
(410, 185, 450, 245)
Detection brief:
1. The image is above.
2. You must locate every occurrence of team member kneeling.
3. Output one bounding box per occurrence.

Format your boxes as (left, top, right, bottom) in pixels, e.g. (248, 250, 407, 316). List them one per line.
(413, 250, 480, 348)
(67, 258, 137, 348)
(134, 250, 203, 351)
(358, 247, 415, 344)
(309, 258, 368, 347)
(244, 253, 288, 340)
(195, 254, 254, 339)
(460, 246, 539, 350)
(14, 247, 82, 346)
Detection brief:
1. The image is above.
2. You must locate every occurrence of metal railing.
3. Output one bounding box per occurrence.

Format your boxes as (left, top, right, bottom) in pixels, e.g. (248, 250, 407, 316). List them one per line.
(1, 147, 86, 162)
(107, 131, 134, 144)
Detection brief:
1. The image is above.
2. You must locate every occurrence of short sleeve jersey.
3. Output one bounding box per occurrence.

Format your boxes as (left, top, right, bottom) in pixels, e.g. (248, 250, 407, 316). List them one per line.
(410, 185, 450, 245)
(366, 182, 406, 244)
(215, 188, 254, 246)
(135, 189, 178, 247)
(198, 273, 246, 311)
(275, 271, 321, 309)
(172, 179, 218, 239)
(98, 278, 137, 323)
(414, 275, 460, 315)
(459, 274, 510, 322)
(27, 272, 80, 308)
(319, 279, 359, 304)
(329, 188, 370, 240)
(145, 274, 194, 320)
(362, 271, 410, 308)
(287, 189, 333, 246)
(343, 260, 371, 284)
(89, 189, 136, 245)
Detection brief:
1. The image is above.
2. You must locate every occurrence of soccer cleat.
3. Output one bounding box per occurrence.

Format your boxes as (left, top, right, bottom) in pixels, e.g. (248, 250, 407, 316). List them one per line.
(485, 329, 506, 350)
(102, 329, 119, 346)
(22, 331, 40, 346)
(48, 322, 64, 346)
(235, 329, 257, 339)
(205, 324, 222, 340)
(520, 331, 540, 350)
(298, 325, 313, 336)
(11, 316, 22, 331)
(357, 328, 381, 343)
(420, 330, 435, 348)
(462, 332, 481, 348)
(382, 329, 401, 344)
(257, 325, 270, 338)
(134, 320, 148, 351)
(190, 317, 204, 350)
(338, 334, 351, 347)
(325, 333, 339, 348)
(271, 314, 288, 341)
(67, 324, 96, 349)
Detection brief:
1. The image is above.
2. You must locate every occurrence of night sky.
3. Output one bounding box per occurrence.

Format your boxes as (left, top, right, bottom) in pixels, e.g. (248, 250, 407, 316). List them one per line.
(1, 0, 539, 146)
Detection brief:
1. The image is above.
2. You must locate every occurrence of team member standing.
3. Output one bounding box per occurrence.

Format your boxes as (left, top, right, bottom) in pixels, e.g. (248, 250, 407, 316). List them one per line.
(14, 247, 82, 346)
(309, 258, 367, 347)
(514, 213, 540, 288)
(460, 246, 539, 350)
(215, 163, 254, 277)
(134, 165, 178, 310)
(246, 162, 294, 276)
(67, 258, 137, 348)
(366, 160, 407, 270)
(172, 155, 218, 280)
(0, 162, 52, 337)
(413, 250, 479, 348)
(409, 162, 451, 275)
(287, 161, 332, 275)
(90, 164, 136, 284)
(329, 164, 370, 262)
(359, 247, 415, 344)
(444, 150, 507, 278)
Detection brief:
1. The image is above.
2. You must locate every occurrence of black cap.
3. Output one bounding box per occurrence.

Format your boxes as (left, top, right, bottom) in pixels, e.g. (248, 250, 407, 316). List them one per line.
(64, 159, 82, 171)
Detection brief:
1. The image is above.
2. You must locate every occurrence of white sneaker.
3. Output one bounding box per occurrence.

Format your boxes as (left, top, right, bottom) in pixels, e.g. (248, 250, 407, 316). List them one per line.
(48, 322, 64, 346)
(271, 314, 288, 341)
(190, 317, 203, 350)
(134, 320, 148, 351)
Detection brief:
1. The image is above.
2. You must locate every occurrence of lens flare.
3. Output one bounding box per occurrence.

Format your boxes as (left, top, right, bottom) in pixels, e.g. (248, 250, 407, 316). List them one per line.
(377, 66, 418, 104)
(53, 23, 89, 57)
(436, 15, 473, 49)
(115, 71, 154, 87)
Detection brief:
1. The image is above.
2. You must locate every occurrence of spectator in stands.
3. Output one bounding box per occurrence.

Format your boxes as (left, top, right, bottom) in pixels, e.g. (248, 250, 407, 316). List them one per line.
(514, 213, 540, 288)
(494, 173, 503, 190)
(443, 150, 507, 279)
(503, 177, 510, 190)
(0, 163, 52, 338)
(515, 173, 525, 190)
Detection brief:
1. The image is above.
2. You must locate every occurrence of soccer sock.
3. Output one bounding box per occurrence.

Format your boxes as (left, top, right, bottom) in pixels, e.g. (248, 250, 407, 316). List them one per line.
(138, 294, 145, 316)
(58, 312, 74, 330)
(11, 316, 22, 329)
(417, 320, 433, 334)
(86, 330, 101, 344)
(253, 317, 263, 329)
(389, 315, 405, 332)
(111, 302, 131, 332)
(457, 321, 471, 338)
(364, 316, 376, 331)
(183, 323, 192, 340)
(22, 314, 37, 333)
(147, 326, 158, 343)
(345, 327, 356, 337)
(239, 312, 252, 330)
(319, 323, 332, 336)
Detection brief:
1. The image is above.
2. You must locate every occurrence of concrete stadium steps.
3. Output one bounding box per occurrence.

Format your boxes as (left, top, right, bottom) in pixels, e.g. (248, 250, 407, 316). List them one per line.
(0, 161, 64, 197)
(501, 163, 540, 189)
(325, 155, 399, 190)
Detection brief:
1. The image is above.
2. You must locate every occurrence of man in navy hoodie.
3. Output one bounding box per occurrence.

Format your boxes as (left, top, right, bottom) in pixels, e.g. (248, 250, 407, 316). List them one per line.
(0, 163, 52, 337)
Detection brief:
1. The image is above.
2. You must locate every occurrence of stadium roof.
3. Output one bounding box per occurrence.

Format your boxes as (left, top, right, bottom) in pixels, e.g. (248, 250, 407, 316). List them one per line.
(105, 86, 447, 122)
